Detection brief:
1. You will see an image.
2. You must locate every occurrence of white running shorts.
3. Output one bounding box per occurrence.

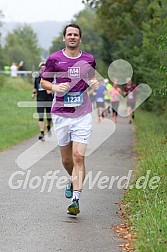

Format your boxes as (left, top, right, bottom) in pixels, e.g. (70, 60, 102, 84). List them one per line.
(52, 113, 92, 146)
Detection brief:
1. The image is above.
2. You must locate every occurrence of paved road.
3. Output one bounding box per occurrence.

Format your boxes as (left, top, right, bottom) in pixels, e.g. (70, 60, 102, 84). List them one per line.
(0, 115, 135, 252)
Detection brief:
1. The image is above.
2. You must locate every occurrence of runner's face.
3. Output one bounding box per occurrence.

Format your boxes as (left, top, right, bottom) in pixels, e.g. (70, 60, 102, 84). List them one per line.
(113, 83, 118, 88)
(40, 66, 45, 72)
(64, 27, 81, 49)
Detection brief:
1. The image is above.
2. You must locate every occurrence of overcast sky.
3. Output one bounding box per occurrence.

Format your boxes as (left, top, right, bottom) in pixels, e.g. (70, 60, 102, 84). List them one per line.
(1, 0, 85, 23)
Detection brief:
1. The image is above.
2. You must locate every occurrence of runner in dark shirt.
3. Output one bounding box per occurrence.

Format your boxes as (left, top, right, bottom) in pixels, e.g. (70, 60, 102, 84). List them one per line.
(124, 79, 138, 124)
(32, 62, 53, 140)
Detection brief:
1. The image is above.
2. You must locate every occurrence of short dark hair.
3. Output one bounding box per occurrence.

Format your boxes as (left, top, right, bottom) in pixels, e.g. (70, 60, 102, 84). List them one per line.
(63, 24, 82, 38)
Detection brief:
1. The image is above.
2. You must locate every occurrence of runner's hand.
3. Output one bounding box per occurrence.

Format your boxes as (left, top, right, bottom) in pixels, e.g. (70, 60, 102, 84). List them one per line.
(89, 78, 99, 89)
(52, 82, 70, 93)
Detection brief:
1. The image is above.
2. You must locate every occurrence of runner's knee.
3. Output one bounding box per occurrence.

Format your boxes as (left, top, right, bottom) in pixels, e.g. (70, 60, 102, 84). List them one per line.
(73, 151, 84, 165)
(62, 157, 73, 168)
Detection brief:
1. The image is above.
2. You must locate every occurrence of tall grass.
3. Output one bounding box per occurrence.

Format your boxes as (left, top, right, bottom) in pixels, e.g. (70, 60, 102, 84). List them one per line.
(0, 75, 39, 151)
(124, 110, 167, 251)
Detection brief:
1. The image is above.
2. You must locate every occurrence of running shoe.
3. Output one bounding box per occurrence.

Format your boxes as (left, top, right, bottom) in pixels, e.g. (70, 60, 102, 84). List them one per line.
(38, 132, 44, 141)
(47, 125, 52, 137)
(65, 180, 73, 198)
(101, 112, 105, 118)
(67, 198, 80, 215)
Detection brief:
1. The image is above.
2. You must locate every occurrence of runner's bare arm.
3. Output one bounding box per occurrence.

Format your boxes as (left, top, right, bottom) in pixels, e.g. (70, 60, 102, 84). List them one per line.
(40, 78, 53, 91)
(40, 78, 70, 93)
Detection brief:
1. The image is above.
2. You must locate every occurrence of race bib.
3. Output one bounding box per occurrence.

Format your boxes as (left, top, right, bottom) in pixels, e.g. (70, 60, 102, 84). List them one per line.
(96, 97, 104, 102)
(64, 92, 83, 107)
(113, 95, 119, 100)
(128, 92, 133, 99)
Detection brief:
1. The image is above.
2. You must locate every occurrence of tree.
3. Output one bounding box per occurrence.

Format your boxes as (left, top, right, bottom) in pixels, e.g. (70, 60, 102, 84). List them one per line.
(0, 10, 5, 69)
(83, 0, 167, 114)
(4, 25, 41, 70)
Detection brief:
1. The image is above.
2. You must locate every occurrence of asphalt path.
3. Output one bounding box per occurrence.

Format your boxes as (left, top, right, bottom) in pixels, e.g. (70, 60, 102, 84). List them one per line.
(0, 114, 135, 252)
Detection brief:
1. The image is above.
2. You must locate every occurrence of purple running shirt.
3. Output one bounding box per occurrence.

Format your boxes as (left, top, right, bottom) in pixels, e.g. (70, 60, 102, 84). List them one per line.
(42, 49, 96, 118)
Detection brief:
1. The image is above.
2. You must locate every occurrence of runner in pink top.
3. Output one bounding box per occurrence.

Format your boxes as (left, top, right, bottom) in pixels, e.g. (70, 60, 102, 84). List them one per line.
(110, 82, 122, 122)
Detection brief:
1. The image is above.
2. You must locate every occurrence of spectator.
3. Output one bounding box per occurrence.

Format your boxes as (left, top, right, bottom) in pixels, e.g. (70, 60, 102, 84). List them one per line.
(10, 63, 18, 78)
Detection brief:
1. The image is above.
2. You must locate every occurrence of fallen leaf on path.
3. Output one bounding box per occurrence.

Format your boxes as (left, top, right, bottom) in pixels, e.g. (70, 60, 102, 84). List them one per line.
(112, 202, 135, 251)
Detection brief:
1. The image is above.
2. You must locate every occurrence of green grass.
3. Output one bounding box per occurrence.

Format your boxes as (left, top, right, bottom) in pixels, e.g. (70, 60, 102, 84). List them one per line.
(0, 75, 39, 151)
(123, 110, 167, 251)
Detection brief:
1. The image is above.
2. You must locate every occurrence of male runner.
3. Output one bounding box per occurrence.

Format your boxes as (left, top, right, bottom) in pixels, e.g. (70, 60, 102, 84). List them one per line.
(40, 24, 98, 215)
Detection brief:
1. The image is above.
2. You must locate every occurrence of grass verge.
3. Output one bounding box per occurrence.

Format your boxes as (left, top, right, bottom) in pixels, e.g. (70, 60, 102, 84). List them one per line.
(123, 110, 167, 251)
(0, 75, 39, 151)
